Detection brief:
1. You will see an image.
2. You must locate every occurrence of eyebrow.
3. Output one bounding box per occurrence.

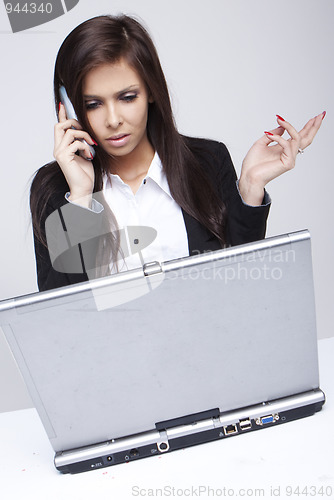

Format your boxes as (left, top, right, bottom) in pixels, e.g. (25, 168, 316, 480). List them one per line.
(83, 85, 140, 100)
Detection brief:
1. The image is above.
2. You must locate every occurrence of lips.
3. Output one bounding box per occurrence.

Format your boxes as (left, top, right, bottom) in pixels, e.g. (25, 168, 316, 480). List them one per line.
(108, 134, 128, 140)
(106, 134, 130, 148)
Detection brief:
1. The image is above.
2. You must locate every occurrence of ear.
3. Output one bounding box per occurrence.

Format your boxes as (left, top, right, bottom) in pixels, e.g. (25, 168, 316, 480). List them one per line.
(148, 94, 154, 103)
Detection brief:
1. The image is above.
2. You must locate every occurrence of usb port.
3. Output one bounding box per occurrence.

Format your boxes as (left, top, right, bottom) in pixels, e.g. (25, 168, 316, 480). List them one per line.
(239, 418, 252, 430)
(223, 424, 238, 436)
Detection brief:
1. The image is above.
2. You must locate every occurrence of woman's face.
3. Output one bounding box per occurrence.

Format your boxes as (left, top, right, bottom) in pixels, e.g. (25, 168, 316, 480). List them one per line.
(82, 59, 152, 161)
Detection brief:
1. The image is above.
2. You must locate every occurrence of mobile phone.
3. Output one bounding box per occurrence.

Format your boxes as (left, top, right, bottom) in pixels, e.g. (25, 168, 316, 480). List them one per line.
(59, 85, 95, 159)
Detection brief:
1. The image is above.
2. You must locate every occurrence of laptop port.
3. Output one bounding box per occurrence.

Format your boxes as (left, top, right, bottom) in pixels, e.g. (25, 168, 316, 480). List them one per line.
(223, 424, 238, 436)
(239, 418, 252, 430)
(130, 448, 139, 457)
(106, 455, 113, 462)
(255, 413, 279, 425)
(157, 441, 169, 452)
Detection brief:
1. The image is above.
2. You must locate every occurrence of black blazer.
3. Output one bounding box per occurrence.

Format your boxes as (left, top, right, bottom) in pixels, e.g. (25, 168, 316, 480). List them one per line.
(32, 137, 270, 291)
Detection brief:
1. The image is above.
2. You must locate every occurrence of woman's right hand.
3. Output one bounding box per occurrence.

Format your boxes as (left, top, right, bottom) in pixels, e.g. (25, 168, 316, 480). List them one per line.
(54, 103, 97, 204)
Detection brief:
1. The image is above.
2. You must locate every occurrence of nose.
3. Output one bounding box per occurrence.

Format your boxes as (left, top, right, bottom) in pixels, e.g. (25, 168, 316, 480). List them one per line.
(105, 102, 123, 129)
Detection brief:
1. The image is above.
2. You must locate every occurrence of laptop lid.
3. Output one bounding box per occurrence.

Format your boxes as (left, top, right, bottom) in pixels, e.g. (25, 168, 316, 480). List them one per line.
(0, 230, 320, 453)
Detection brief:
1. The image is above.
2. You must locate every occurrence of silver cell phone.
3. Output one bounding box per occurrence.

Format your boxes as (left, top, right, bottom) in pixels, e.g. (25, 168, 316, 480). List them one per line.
(59, 85, 95, 160)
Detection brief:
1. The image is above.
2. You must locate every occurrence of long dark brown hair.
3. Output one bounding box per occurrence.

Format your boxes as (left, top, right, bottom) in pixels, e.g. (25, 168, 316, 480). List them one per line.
(30, 14, 226, 274)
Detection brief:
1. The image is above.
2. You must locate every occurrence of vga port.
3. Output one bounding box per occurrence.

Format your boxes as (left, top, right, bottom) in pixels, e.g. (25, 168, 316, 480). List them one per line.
(255, 413, 279, 426)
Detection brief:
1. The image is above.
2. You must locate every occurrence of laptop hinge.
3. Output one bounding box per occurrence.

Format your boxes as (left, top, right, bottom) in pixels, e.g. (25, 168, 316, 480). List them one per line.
(156, 430, 170, 453)
(143, 261, 163, 276)
(156, 408, 220, 430)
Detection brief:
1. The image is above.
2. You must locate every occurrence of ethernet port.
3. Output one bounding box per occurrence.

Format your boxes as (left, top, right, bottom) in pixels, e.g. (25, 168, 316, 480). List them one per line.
(223, 424, 238, 436)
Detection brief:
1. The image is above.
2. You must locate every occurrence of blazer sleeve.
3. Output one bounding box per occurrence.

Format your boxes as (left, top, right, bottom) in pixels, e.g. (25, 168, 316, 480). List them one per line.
(33, 194, 107, 291)
(215, 142, 271, 247)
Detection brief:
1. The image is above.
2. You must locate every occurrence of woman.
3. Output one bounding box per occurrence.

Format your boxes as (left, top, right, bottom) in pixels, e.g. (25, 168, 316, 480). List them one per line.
(30, 14, 325, 291)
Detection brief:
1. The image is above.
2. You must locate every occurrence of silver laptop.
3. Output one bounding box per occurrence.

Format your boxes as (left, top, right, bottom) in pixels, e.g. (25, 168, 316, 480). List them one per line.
(0, 230, 325, 474)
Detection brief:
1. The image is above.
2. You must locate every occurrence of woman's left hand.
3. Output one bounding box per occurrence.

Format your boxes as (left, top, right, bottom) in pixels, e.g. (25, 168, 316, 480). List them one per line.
(238, 112, 326, 206)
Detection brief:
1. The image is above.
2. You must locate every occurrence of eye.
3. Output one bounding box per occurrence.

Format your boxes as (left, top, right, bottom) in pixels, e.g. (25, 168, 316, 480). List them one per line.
(85, 101, 101, 110)
(120, 93, 138, 103)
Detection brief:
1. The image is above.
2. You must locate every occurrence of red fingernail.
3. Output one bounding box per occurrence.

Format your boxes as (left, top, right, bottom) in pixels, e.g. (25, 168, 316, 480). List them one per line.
(264, 131, 274, 136)
(322, 111, 326, 120)
(276, 114, 285, 121)
(92, 139, 98, 146)
(90, 152, 94, 159)
(58, 102, 62, 112)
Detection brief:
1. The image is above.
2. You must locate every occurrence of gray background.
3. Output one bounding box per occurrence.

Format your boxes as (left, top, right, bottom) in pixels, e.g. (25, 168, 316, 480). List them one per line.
(0, 0, 333, 413)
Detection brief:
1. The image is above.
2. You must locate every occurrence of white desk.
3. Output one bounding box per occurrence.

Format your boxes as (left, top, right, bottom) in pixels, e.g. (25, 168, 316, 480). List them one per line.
(1, 338, 333, 500)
